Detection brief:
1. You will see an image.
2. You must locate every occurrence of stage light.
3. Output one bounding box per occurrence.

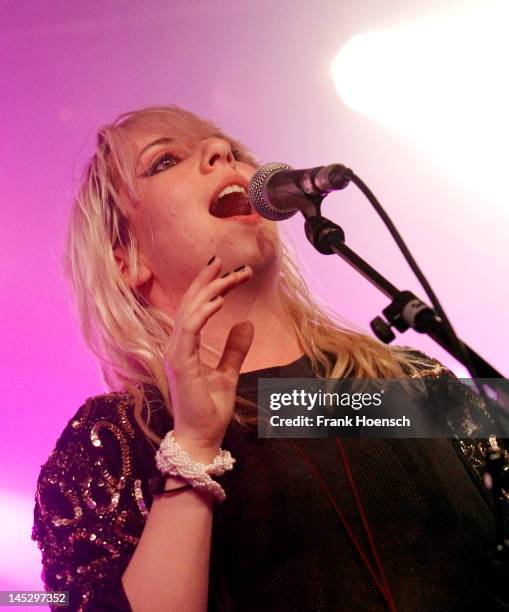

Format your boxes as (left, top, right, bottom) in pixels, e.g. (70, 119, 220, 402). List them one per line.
(0, 491, 42, 589)
(331, 1, 509, 209)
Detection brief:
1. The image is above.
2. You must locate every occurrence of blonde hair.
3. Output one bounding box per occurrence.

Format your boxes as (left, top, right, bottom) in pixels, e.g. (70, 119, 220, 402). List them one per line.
(65, 105, 426, 444)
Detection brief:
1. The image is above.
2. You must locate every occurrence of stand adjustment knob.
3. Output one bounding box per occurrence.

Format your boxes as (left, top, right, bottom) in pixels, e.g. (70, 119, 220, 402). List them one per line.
(370, 316, 396, 344)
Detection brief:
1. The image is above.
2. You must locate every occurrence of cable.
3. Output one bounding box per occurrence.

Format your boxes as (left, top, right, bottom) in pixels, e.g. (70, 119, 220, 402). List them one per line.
(347, 171, 486, 400)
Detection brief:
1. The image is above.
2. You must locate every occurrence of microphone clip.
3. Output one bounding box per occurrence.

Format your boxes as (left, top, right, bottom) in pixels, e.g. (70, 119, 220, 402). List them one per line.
(304, 215, 346, 254)
(305, 164, 352, 195)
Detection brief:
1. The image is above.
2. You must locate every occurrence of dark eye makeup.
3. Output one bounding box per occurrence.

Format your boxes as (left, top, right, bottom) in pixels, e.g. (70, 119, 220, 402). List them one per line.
(141, 151, 182, 177)
(140, 142, 243, 177)
(230, 144, 243, 161)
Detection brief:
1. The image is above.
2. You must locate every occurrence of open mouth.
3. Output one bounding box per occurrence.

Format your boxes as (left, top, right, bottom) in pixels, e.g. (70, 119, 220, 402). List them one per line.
(209, 185, 255, 218)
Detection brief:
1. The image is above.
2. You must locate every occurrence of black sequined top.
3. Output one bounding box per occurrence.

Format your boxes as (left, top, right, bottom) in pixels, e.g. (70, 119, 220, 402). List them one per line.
(32, 353, 507, 611)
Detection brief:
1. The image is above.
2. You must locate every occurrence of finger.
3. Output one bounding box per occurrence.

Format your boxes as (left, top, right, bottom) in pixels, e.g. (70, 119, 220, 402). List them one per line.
(168, 297, 225, 360)
(216, 320, 254, 376)
(180, 255, 223, 307)
(195, 265, 252, 303)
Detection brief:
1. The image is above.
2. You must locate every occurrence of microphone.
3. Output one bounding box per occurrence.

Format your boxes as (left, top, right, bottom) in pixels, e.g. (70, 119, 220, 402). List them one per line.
(247, 162, 352, 221)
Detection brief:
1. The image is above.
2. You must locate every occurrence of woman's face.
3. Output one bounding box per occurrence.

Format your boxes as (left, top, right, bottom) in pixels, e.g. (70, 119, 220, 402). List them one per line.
(126, 130, 282, 303)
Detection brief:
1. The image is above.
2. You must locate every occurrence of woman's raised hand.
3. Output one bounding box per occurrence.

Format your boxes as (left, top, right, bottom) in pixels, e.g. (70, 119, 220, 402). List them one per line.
(163, 256, 254, 462)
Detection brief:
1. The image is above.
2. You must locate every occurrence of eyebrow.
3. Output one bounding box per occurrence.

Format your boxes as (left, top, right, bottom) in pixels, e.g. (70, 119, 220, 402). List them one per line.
(136, 137, 177, 163)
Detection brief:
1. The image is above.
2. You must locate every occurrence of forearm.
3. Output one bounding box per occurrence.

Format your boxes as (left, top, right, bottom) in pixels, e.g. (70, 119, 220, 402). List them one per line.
(122, 477, 214, 612)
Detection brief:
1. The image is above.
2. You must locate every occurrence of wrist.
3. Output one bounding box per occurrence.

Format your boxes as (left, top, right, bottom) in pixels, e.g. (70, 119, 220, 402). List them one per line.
(149, 473, 187, 497)
(149, 474, 193, 500)
(163, 475, 187, 491)
(155, 430, 235, 503)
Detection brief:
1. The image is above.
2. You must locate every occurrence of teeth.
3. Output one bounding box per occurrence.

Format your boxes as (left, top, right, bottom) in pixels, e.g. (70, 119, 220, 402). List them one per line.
(216, 184, 246, 200)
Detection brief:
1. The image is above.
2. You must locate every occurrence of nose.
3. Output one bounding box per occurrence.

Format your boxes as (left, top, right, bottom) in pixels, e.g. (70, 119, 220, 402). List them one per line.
(199, 138, 235, 174)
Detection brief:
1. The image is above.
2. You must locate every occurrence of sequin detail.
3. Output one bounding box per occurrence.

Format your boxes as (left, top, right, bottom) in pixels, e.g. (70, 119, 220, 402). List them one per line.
(31, 358, 506, 610)
(411, 355, 509, 491)
(134, 479, 149, 519)
(32, 393, 150, 611)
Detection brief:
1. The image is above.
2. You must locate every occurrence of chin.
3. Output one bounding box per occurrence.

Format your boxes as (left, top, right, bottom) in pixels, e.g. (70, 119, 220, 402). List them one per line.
(216, 224, 281, 270)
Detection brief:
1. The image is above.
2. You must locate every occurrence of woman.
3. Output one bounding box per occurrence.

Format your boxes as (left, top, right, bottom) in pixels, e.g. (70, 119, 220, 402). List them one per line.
(32, 106, 504, 611)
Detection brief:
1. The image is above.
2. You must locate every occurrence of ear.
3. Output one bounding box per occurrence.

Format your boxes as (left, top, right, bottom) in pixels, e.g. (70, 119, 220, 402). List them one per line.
(114, 248, 152, 289)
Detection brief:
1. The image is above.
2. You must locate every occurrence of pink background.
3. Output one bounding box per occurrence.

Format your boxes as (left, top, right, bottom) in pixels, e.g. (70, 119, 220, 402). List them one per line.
(1, 0, 506, 594)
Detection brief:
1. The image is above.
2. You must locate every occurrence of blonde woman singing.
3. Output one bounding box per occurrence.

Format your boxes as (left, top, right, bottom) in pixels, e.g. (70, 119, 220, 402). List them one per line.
(33, 106, 504, 611)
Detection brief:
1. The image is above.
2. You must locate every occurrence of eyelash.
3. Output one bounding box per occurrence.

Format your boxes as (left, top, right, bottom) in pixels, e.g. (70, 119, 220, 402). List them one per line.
(142, 144, 243, 177)
(231, 146, 242, 161)
(145, 151, 182, 176)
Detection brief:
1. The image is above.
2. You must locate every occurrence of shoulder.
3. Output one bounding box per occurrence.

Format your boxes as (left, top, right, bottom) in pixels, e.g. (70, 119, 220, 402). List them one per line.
(397, 346, 454, 379)
(34, 389, 163, 530)
(45, 387, 170, 464)
(398, 349, 494, 426)
(54, 390, 137, 448)
(398, 347, 507, 472)
(32, 391, 157, 564)
(39, 392, 169, 494)
(38, 392, 138, 484)
(32, 390, 159, 607)
(397, 346, 487, 417)
(392, 347, 501, 440)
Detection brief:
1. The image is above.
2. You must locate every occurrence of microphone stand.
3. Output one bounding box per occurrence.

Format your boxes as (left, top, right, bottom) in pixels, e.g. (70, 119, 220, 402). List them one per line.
(298, 199, 509, 565)
(301, 210, 509, 404)
(287, 163, 507, 389)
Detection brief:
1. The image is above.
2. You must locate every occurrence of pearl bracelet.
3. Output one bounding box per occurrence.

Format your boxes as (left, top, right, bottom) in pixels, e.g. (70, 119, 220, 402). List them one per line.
(155, 430, 235, 503)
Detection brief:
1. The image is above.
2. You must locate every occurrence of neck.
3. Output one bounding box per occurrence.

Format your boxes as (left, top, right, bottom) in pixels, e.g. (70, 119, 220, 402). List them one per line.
(199, 267, 304, 373)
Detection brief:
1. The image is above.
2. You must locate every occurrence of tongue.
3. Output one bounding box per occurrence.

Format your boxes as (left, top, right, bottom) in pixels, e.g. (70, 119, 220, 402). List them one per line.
(210, 192, 252, 218)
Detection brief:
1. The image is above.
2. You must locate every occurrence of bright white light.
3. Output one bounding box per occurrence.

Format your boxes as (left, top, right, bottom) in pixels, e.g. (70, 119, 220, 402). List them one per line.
(0, 491, 43, 589)
(332, 1, 509, 209)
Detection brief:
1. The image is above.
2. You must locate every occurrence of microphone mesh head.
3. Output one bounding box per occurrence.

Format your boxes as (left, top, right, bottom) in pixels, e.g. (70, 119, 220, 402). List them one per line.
(248, 162, 296, 221)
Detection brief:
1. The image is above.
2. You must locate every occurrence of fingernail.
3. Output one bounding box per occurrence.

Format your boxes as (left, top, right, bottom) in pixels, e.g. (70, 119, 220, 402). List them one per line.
(233, 265, 246, 272)
(220, 271, 231, 278)
(207, 255, 216, 265)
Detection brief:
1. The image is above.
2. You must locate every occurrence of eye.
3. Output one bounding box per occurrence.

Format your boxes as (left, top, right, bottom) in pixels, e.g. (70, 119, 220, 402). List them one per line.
(230, 145, 243, 161)
(143, 151, 182, 176)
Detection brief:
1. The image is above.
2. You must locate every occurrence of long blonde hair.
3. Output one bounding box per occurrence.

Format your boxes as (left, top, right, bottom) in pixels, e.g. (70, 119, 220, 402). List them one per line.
(65, 105, 427, 444)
